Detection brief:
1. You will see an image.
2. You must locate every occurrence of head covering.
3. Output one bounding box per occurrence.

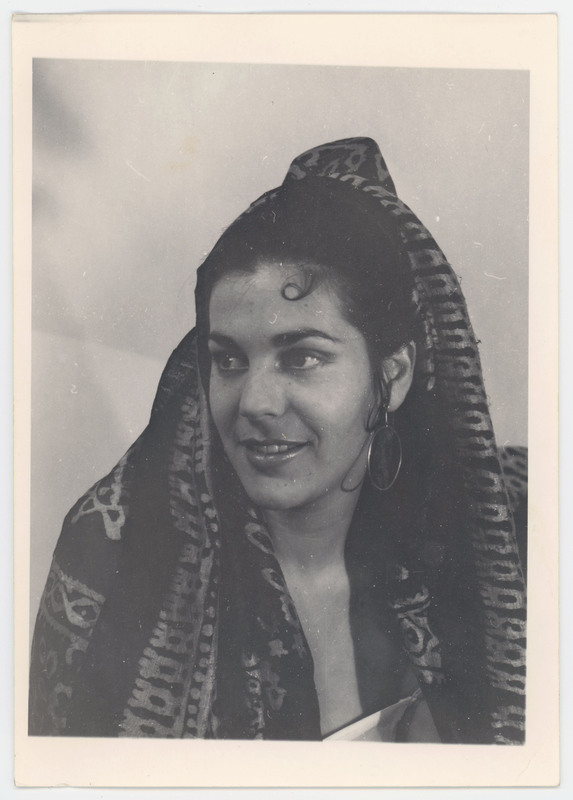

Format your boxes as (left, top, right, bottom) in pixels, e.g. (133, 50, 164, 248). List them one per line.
(29, 138, 526, 743)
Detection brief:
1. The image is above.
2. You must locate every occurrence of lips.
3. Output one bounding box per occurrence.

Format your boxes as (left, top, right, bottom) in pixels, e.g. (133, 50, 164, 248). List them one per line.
(246, 440, 303, 454)
(240, 438, 309, 465)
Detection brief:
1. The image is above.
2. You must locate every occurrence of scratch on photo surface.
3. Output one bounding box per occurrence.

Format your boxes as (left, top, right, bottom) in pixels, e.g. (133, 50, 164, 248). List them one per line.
(126, 160, 151, 183)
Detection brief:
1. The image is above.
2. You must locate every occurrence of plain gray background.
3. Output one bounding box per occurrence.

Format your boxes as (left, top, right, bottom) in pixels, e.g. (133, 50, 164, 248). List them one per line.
(30, 59, 529, 632)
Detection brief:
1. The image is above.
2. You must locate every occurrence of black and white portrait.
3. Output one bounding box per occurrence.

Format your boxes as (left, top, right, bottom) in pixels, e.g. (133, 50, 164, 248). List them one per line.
(14, 12, 559, 789)
(28, 57, 529, 743)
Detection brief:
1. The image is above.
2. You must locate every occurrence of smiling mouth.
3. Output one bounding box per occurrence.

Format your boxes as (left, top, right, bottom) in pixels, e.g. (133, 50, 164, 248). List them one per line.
(241, 439, 308, 463)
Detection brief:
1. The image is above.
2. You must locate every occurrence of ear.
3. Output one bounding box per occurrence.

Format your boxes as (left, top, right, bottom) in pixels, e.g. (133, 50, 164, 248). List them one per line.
(382, 342, 416, 413)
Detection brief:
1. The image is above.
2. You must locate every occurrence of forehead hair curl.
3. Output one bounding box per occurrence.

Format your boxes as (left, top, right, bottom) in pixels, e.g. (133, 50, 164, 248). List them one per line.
(195, 177, 423, 377)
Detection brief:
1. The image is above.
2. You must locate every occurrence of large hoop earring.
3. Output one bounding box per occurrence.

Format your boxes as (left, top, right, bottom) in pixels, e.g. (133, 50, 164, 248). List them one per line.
(367, 410, 402, 491)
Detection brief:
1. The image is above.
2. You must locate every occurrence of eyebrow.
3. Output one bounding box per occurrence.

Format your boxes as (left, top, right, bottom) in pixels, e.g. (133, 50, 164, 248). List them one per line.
(272, 328, 341, 347)
(208, 332, 240, 348)
(208, 328, 341, 348)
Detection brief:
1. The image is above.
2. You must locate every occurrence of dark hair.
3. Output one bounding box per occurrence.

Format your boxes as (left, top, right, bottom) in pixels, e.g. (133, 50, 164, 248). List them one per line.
(196, 174, 475, 671)
(195, 177, 423, 399)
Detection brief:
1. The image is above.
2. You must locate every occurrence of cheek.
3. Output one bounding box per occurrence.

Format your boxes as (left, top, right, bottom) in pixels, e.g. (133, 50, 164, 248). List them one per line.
(208, 375, 237, 432)
(310, 383, 373, 444)
(332, 369, 376, 430)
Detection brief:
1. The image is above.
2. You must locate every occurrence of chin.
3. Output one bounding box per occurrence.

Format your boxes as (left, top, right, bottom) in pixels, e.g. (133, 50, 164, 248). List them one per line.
(238, 476, 316, 513)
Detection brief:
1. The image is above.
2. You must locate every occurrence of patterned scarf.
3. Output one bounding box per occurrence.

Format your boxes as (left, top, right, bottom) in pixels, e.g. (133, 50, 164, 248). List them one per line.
(29, 138, 527, 743)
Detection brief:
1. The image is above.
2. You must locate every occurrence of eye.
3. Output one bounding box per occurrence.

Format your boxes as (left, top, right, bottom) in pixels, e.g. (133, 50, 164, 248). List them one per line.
(280, 349, 327, 371)
(211, 351, 248, 372)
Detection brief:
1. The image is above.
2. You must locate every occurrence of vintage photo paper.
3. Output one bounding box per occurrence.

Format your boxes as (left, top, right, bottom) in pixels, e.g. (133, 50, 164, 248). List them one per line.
(13, 13, 558, 788)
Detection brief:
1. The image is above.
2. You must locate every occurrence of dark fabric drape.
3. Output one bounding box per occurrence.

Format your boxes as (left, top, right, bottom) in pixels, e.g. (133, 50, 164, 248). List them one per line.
(29, 138, 527, 743)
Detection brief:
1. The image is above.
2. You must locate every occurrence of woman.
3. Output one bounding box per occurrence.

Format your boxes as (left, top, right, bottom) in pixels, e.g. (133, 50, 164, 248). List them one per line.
(29, 137, 527, 743)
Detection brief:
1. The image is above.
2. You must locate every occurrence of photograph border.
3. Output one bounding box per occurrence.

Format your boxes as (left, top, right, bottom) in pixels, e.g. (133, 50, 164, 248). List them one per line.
(12, 11, 558, 789)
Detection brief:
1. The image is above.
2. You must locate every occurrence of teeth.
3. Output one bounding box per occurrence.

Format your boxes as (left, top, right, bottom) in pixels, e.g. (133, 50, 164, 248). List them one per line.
(252, 443, 296, 454)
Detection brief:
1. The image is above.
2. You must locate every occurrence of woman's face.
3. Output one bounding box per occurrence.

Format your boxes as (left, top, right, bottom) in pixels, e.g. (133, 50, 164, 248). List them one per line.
(207, 261, 376, 514)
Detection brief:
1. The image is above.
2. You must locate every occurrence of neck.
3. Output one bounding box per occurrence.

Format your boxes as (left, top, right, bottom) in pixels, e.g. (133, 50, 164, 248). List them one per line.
(263, 487, 362, 573)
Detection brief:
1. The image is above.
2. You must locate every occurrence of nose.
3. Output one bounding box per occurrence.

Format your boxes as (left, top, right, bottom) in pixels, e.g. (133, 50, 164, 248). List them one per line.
(238, 364, 287, 420)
